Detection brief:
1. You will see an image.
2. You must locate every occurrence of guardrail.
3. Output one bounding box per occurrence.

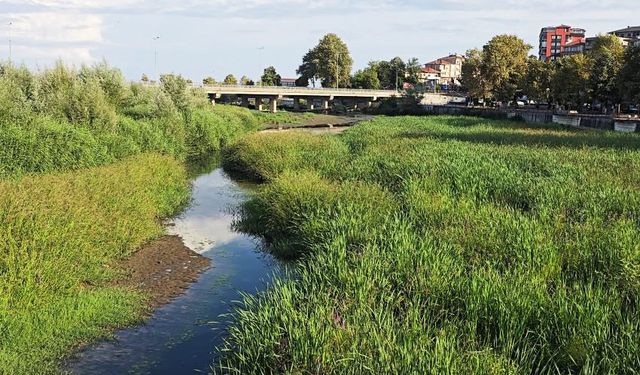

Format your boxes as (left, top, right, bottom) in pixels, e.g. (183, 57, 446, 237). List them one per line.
(199, 84, 399, 95)
(140, 81, 398, 95)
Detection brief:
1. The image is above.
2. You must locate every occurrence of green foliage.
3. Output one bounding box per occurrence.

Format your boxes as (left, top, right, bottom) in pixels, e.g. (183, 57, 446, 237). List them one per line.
(223, 74, 238, 85)
(588, 35, 626, 106)
(351, 65, 381, 89)
(160, 73, 190, 113)
(203, 76, 217, 85)
(218, 116, 640, 374)
(482, 35, 532, 101)
(0, 154, 190, 374)
(618, 46, 640, 106)
(240, 75, 254, 86)
(461, 48, 490, 100)
(520, 56, 554, 102)
(369, 58, 406, 90)
(297, 33, 353, 88)
(552, 54, 591, 110)
(260, 66, 281, 86)
(0, 63, 267, 178)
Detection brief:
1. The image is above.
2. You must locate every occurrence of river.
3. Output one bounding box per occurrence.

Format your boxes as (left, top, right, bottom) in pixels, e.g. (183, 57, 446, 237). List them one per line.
(67, 166, 280, 374)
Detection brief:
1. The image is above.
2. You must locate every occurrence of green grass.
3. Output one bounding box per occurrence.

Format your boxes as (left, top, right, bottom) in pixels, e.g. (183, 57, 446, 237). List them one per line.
(0, 62, 278, 372)
(218, 116, 640, 374)
(0, 153, 190, 373)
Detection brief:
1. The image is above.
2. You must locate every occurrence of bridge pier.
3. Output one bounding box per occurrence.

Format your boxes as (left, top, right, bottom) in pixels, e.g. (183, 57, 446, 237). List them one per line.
(269, 97, 277, 113)
(307, 98, 315, 110)
(293, 97, 301, 111)
(241, 96, 250, 108)
(255, 97, 263, 111)
(322, 98, 329, 110)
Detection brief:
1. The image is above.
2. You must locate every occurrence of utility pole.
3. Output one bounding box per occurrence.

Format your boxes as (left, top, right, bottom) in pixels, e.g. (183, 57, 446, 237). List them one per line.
(395, 67, 399, 92)
(152, 36, 160, 81)
(257, 46, 265, 87)
(8, 21, 12, 63)
(335, 52, 340, 89)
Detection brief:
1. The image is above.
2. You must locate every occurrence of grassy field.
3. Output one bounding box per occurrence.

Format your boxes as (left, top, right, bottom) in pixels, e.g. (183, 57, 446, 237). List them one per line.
(219, 116, 640, 374)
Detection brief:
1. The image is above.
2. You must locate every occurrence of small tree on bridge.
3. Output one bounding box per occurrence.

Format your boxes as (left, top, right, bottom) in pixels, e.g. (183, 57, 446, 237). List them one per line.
(202, 76, 216, 85)
(261, 66, 281, 86)
(223, 74, 238, 85)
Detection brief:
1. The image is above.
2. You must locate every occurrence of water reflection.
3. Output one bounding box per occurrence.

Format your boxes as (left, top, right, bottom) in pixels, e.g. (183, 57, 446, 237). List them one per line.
(67, 166, 279, 374)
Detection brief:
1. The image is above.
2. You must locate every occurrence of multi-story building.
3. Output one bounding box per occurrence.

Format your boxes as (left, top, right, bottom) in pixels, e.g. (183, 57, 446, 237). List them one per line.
(539, 25, 586, 61)
(610, 26, 640, 39)
(423, 54, 465, 85)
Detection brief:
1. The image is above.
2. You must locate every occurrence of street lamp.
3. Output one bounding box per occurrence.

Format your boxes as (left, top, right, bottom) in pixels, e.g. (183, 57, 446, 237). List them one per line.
(257, 46, 265, 86)
(152, 36, 160, 81)
(335, 52, 341, 89)
(8, 21, 12, 63)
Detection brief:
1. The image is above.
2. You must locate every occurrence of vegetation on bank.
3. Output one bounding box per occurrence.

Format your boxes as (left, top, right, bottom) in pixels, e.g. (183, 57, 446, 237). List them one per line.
(0, 61, 295, 178)
(0, 61, 285, 373)
(0, 154, 189, 373)
(219, 116, 640, 373)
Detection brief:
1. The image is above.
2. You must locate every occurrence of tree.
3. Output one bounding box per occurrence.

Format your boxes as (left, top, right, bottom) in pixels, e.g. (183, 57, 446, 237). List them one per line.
(351, 66, 381, 89)
(202, 76, 216, 85)
(618, 46, 640, 108)
(240, 75, 254, 85)
(141, 74, 149, 83)
(223, 74, 238, 85)
(160, 74, 189, 113)
(372, 58, 406, 90)
(261, 66, 281, 86)
(461, 48, 491, 102)
(297, 33, 353, 88)
(482, 35, 531, 102)
(552, 54, 590, 110)
(588, 34, 625, 108)
(520, 56, 554, 103)
(295, 76, 309, 87)
(404, 57, 421, 85)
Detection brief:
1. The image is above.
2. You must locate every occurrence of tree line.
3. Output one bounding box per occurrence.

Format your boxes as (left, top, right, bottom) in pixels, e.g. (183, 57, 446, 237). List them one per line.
(461, 34, 640, 112)
(197, 34, 421, 90)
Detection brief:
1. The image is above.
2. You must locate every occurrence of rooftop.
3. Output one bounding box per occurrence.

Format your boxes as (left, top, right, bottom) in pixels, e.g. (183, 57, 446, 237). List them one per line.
(611, 25, 640, 33)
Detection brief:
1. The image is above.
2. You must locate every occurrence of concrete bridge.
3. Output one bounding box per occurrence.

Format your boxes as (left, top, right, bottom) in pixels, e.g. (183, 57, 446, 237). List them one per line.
(201, 84, 399, 113)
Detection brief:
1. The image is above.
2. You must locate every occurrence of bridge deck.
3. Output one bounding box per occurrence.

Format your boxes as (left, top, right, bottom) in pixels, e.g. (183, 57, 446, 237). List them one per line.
(201, 84, 398, 99)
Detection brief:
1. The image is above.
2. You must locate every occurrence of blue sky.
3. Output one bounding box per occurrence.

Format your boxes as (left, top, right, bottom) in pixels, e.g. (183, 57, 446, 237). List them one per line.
(1, 0, 639, 82)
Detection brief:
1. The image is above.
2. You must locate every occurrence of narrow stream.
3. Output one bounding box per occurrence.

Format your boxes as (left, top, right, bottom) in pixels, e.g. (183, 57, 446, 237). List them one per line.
(67, 166, 279, 374)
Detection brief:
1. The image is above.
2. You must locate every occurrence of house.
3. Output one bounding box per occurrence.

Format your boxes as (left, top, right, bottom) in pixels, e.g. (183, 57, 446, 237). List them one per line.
(417, 67, 440, 84)
(423, 54, 465, 85)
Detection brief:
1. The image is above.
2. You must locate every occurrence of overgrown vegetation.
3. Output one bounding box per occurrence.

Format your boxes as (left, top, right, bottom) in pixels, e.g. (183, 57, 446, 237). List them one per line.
(0, 61, 276, 373)
(218, 116, 640, 373)
(0, 154, 189, 373)
(0, 61, 263, 178)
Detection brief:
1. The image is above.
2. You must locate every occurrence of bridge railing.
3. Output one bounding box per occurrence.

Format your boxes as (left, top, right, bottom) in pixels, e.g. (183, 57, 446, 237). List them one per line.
(198, 84, 399, 95)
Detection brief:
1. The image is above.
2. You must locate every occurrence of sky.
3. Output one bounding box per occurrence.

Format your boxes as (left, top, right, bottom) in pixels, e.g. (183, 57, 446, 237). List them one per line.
(0, 0, 639, 82)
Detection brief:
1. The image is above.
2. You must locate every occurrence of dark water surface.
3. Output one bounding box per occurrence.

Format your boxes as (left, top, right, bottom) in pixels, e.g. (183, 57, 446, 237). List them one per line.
(67, 167, 279, 374)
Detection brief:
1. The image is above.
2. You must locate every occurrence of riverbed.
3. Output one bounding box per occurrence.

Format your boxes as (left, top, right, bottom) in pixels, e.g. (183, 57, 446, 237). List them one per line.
(67, 167, 280, 374)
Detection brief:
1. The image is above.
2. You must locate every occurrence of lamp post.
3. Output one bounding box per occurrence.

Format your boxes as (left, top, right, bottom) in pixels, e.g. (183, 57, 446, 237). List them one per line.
(8, 21, 12, 63)
(152, 36, 160, 81)
(257, 46, 265, 86)
(335, 52, 341, 89)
